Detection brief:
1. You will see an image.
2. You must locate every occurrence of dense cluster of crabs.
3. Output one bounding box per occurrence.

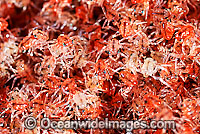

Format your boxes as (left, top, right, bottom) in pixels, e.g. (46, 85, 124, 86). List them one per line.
(0, 0, 200, 133)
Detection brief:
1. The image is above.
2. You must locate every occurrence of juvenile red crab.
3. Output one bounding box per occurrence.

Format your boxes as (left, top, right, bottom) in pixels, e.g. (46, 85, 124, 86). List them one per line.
(0, 18, 8, 32)
(119, 17, 136, 38)
(119, 70, 138, 87)
(161, 20, 175, 40)
(19, 29, 48, 52)
(94, 59, 113, 82)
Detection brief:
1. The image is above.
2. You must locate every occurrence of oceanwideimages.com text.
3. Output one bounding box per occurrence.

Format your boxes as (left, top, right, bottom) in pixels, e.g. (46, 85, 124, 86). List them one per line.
(24, 116, 176, 131)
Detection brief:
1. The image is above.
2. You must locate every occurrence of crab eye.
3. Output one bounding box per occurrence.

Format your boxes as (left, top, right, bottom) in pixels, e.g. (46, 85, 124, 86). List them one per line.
(103, 70, 106, 74)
